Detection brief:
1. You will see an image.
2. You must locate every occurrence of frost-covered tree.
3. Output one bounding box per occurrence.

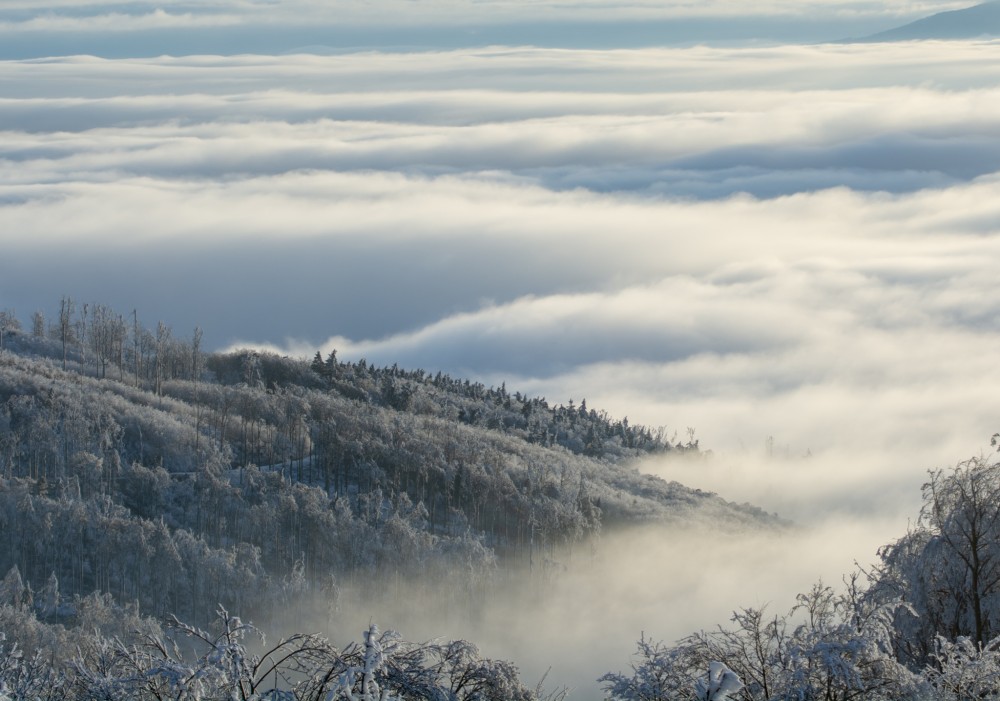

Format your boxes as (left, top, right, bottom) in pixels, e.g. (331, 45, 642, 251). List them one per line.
(0, 630, 63, 700)
(925, 635, 1000, 699)
(69, 606, 332, 701)
(923, 458, 1000, 646)
(0, 310, 19, 351)
(872, 456, 1000, 664)
(600, 642, 745, 701)
(0, 566, 28, 609)
(601, 584, 917, 701)
(781, 582, 919, 700)
(61, 610, 540, 701)
(600, 635, 699, 700)
(318, 623, 537, 701)
(30, 312, 44, 340)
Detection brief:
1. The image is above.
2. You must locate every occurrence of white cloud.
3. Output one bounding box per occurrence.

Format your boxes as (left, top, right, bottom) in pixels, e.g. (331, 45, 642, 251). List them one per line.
(0, 0, 966, 31)
(0, 9, 242, 32)
(6, 42, 1000, 97)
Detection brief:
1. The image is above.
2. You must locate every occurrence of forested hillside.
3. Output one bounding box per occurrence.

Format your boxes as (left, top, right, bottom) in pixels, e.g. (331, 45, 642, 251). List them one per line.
(0, 300, 775, 632)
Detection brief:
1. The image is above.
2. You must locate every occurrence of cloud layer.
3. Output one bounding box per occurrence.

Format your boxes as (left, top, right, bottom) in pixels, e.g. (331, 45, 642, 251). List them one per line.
(0, 0, 966, 29)
(5, 40, 1000, 443)
(0, 0, 973, 58)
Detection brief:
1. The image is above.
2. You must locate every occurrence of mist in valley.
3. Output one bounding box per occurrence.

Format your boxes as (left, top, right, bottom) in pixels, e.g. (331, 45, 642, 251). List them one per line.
(307, 441, 967, 698)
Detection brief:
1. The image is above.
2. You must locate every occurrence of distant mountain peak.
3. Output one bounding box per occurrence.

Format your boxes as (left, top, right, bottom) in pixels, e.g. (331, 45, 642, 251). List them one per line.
(850, 1, 1000, 42)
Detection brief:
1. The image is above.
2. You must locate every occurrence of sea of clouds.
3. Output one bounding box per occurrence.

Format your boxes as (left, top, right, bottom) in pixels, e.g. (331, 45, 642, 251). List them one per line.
(3, 3, 1000, 695)
(0, 0, 973, 57)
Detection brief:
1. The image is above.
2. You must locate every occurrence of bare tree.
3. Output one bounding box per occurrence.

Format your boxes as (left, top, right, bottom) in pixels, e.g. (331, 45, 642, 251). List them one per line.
(89, 303, 112, 378)
(154, 321, 170, 396)
(191, 326, 203, 381)
(57, 295, 75, 370)
(113, 313, 127, 382)
(132, 308, 140, 387)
